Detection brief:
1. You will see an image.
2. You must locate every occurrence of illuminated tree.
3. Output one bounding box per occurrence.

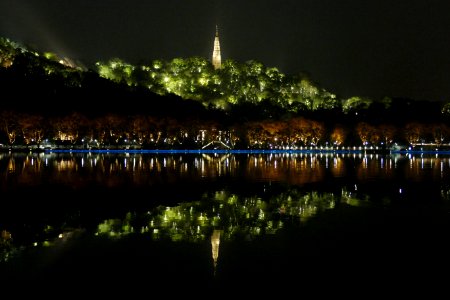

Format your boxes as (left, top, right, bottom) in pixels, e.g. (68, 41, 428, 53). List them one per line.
(52, 112, 86, 143)
(0, 111, 18, 145)
(0, 38, 16, 68)
(219, 59, 243, 104)
(130, 65, 152, 88)
(430, 123, 450, 145)
(245, 122, 266, 148)
(297, 77, 320, 110)
(95, 114, 125, 145)
(378, 124, 397, 147)
(289, 117, 319, 146)
(220, 60, 263, 105)
(128, 115, 150, 145)
(155, 117, 187, 147)
(330, 126, 347, 146)
(441, 102, 450, 116)
(265, 67, 284, 85)
(17, 114, 45, 145)
(96, 58, 135, 85)
(440, 124, 450, 144)
(369, 128, 381, 145)
(260, 120, 287, 148)
(310, 120, 325, 145)
(136, 116, 167, 147)
(404, 123, 424, 145)
(356, 122, 374, 145)
(318, 92, 339, 110)
(342, 96, 372, 113)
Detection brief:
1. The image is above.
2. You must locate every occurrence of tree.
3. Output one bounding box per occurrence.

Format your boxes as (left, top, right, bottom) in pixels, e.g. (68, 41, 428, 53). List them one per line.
(95, 114, 125, 145)
(330, 126, 347, 146)
(404, 123, 424, 145)
(378, 124, 397, 147)
(52, 112, 86, 143)
(260, 120, 287, 148)
(128, 115, 150, 145)
(310, 120, 325, 145)
(342, 96, 372, 114)
(289, 117, 314, 147)
(0, 38, 16, 68)
(356, 122, 376, 145)
(96, 58, 134, 85)
(17, 114, 45, 145)
(429, 123, 450, 145)
(0, 111, 17, 145)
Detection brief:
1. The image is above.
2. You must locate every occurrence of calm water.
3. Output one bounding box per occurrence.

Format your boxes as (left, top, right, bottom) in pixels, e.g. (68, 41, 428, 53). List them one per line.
(1, 152, 450, 293)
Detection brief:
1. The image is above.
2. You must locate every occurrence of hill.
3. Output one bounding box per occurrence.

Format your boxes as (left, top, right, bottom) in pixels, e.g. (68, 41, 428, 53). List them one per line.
(0, 37, 210, 119)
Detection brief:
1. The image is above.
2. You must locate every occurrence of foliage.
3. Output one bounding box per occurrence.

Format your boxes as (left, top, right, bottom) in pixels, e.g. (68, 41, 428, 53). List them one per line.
(95, 57, 340, 112)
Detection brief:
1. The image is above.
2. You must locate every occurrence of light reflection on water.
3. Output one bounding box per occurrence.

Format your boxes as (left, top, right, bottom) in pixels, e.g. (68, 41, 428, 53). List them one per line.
(1, 188, 364, 263)
(95, 190, 356, 241)
(2, 152, 450, 187)
(1, 152, 450, 286)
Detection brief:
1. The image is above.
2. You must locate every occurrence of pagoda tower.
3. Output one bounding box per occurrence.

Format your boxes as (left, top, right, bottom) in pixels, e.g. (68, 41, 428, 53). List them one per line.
(212, 25, 222, 70)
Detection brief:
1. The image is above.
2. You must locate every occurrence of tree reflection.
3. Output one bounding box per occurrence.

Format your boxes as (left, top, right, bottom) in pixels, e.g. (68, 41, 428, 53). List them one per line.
(0, 187, 365, 263)
(94, 189, 359, 242)
(0, 230, 14, 263)
(2, 153, 450, 264)
(91, 188, 365, 270)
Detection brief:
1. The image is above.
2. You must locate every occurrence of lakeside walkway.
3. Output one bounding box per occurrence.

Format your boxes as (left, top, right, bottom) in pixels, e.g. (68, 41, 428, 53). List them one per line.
(37, 149, 450, 155)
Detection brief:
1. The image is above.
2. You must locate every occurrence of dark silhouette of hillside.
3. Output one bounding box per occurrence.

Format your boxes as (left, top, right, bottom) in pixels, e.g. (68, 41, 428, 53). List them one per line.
(0, 50, 213, 120)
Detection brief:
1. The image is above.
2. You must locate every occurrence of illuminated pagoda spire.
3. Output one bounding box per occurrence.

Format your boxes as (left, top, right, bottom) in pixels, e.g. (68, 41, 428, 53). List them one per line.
(212, 25, 222, 70)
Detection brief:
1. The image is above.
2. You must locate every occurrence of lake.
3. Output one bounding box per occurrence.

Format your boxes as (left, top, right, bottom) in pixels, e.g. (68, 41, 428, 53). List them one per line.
(1, 151, 449, 294)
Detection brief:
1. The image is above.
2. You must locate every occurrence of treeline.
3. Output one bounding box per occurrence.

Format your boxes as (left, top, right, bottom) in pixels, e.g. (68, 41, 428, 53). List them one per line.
(1, 111, 450, 150)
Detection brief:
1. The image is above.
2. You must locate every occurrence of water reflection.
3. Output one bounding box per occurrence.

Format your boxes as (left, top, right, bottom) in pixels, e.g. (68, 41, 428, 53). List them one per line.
(211, 230, 221, 272)
(2, 152, 450, 189)
(3, 183, 449, 268)
(0, 187, 363, 264)
(0, 230, 14, 263)
(2, 152, 450, 279)
(93, 189, 370, 269)
(94, 189, 355, 241)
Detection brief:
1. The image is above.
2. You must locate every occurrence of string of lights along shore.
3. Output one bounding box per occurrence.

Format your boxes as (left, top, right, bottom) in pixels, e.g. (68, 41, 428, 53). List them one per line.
(212, 25, 221, 70)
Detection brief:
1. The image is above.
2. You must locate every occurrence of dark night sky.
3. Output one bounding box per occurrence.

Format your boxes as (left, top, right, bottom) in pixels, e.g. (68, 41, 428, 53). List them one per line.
(1, 0, 450, 101)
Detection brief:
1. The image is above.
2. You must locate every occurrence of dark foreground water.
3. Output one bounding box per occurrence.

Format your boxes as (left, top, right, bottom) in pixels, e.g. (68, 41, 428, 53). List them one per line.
(1, 152, 450, 294)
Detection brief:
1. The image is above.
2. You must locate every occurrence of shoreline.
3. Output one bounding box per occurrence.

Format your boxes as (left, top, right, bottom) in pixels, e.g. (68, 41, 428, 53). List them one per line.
(2, 148, 450, 155)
